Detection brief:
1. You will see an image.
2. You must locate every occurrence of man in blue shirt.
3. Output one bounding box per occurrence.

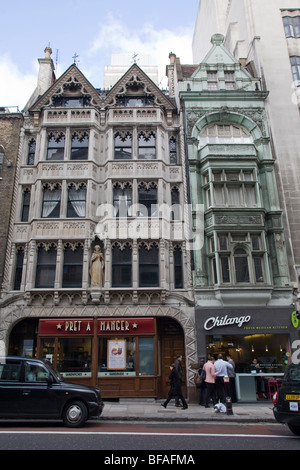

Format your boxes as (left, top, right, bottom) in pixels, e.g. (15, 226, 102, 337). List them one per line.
(214, 354, 233, 403)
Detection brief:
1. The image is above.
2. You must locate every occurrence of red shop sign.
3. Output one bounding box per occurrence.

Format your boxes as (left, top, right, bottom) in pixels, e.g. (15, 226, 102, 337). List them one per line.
(39, 319, 94, 336)
(98, 318, 155, 335)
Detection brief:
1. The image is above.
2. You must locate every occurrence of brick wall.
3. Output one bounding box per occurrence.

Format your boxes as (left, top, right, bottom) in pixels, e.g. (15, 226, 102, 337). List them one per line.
(0, 114, 23, 288)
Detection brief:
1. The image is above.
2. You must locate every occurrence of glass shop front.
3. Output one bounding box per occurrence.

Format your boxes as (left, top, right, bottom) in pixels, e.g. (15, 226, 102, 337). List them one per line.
(9, 316, 186, 399)
(196, 307, 298, 402)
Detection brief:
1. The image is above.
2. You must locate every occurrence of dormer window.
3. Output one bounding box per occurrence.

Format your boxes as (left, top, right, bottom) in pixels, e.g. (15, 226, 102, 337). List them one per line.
(207, 72, 218, 90)
(224, 72, 236, 90)
(52, 96, 90, 108)
(116, 96, 155, 107)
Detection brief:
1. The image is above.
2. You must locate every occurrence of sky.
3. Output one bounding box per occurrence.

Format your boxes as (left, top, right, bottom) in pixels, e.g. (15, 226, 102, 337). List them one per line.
(0, 0, 199, 110)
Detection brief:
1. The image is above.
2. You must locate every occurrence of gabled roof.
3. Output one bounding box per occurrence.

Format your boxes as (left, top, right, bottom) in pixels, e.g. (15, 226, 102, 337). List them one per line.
(105, 63, 176, 111)
(29, 64, 104, 113)
(191, 33, 255, 81)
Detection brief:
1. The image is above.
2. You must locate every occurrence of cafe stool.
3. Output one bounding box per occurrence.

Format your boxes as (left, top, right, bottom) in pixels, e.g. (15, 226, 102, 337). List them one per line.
(276, 379, 283, 389)
(267, 380, 278, 400)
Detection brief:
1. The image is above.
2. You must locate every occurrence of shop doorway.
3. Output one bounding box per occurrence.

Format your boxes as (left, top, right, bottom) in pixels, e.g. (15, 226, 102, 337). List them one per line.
(8, 319, 39, 358)
(158, 318, 186, 399)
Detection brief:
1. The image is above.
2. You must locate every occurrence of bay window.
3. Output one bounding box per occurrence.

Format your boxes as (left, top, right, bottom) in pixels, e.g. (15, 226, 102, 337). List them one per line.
(205, 169, 258, 208)
(209, 233, 266, 286)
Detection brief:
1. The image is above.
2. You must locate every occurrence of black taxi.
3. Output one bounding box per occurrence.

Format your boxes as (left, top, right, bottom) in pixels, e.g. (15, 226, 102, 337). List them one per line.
(0, 357, 104, 427)
(273, 363, 300, 436)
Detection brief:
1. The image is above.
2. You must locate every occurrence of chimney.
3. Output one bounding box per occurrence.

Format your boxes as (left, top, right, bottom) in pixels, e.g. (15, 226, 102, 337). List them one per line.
(37, 47, 56, 95)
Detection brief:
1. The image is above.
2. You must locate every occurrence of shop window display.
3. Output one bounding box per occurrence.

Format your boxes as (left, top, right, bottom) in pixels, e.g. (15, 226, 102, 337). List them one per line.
(206, 334, 290, 373)
(98, 337, 154, 377)
(139, 338, 154, 376)
(98, 337, 136, 377)
(56, 338, 93, 378)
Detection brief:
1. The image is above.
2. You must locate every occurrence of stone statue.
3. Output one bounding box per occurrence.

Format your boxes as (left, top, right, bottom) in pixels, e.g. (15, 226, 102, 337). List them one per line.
(90, 245, 104, 288)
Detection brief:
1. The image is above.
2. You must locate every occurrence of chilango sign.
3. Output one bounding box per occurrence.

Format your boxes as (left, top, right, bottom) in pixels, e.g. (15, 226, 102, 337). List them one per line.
(204, 315, 251, 331)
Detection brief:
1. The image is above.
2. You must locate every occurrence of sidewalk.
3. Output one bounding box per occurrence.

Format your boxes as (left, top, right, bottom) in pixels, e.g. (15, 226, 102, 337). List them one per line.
(101, 400, 276, 423)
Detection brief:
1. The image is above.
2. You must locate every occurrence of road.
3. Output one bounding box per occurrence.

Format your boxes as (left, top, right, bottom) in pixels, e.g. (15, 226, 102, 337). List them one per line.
(0, 420, 299, 452)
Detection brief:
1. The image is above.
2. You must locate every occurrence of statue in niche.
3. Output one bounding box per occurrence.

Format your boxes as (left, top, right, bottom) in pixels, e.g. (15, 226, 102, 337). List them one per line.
(90, 245, 104, 288)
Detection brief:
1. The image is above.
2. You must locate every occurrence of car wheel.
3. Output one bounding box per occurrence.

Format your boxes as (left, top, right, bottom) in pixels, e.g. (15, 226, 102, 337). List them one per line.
(63, 401, 88, 428)
(288, 424, 300, 436)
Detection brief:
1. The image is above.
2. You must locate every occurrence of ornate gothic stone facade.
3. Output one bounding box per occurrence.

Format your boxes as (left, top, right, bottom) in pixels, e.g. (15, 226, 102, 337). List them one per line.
(0, 50, 197, 400)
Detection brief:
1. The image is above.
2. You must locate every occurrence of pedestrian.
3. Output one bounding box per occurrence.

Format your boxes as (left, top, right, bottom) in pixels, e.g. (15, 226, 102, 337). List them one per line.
(214, 354, 233, 403)
(197, 360, 206, 406)
(161, 363, 188, 409)
(203, 357, 218, 408)
(250, 358, 266, 399)
(174, 354, 183, 407)
(226, 354, 237, 403)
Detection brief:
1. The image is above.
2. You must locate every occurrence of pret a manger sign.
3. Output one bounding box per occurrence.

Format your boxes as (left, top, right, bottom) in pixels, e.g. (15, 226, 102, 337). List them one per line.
(98, 318, 155, 335)
(39, 319, 94, 335)
(204, 315, 251, 331)
(39, 318, 155, 336)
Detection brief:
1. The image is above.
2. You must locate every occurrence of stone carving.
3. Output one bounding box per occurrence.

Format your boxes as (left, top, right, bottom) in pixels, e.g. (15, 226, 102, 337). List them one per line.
(90, 245, 104, 288)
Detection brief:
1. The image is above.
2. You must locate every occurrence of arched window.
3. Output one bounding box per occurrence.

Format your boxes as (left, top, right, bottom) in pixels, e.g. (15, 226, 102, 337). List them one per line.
(210, 234, 266, 286)
(21, 188, 31, 222)
(27, 139, 36, 165)
(13, 247, 24, 291)
(234, 248, 250, 283)
(173, 245, 183, 289)
(171, 186, 181, 220)
(199, 123, 253, 147)
(169, 137, 177, 164)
